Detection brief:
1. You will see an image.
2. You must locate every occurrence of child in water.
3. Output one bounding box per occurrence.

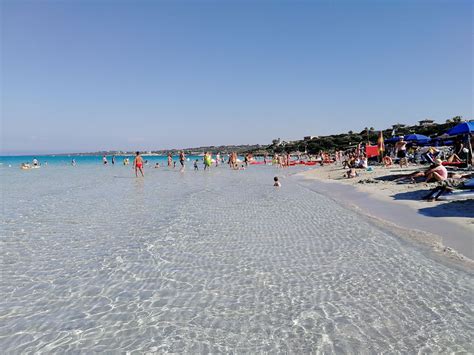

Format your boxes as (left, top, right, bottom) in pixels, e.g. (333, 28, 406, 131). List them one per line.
(274, 176, 281, 187)
(194, 159, 199, 171)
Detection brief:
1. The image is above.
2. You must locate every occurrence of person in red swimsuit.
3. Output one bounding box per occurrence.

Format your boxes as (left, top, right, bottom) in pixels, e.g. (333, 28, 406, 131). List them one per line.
(134, 151, 144, 177)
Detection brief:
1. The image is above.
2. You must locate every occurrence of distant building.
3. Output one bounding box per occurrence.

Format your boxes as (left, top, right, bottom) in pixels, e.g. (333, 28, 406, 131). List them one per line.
(272, 138, 282, 146)
(418, 119, 435, 127)
(392, 123, 406, 129)
(303, 136, 317, 141)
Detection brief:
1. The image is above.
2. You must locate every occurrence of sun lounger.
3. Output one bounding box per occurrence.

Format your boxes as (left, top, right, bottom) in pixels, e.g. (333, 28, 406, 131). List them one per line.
(423, 178, 474, 201)
(436, 190, 474, 201)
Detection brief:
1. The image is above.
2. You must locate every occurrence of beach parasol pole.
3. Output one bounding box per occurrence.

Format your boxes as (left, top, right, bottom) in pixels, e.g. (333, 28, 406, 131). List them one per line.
(468, 133, 473, 167)
(377, 131, 385, 162)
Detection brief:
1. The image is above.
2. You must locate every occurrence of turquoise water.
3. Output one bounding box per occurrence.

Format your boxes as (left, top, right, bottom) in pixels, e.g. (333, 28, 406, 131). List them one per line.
(0, 155, 213, 167)
(0, 162, 473, 352)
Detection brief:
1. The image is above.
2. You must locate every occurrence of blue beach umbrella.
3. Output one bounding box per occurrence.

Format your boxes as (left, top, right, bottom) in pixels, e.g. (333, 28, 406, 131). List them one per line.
(446, 122, 474, 136)
(384, 136, 400, 143)
(446, 121, 474, 167)
(404, 134, 431, 143)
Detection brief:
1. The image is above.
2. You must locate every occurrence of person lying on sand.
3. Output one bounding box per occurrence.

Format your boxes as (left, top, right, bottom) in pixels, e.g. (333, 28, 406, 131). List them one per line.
(394, 164, 436, 183)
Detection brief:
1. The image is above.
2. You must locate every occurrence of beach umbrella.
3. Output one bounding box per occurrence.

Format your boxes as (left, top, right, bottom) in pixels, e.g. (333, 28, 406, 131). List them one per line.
(446, 122, 474, 166)
(404, 134, 431, 142)
(384, 136, 400, 143)
(446, 121, 474, 136)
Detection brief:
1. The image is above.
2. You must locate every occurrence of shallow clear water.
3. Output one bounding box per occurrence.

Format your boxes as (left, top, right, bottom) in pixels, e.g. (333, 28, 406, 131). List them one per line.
(1, 163, 473, 352)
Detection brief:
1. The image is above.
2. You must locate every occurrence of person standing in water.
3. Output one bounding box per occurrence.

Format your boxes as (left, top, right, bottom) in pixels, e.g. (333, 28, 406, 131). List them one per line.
(134, 151, 144, 177)
(112, 155, 115, 165)
(103, 156, 108, 165)
(204, 152, 212, 170)
(167, 153, 172, 167)
(179, 151, 185, 168)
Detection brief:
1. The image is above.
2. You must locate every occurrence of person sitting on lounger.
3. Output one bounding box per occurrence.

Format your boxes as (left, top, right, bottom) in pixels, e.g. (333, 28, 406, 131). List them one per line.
(446, 153, 462, 163)
(421, 147, 440, 165)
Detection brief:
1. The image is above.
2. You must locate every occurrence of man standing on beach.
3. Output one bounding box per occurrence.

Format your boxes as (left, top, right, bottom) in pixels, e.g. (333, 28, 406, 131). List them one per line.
(134, 151, 144, 177)
(395, 136, 408, 168)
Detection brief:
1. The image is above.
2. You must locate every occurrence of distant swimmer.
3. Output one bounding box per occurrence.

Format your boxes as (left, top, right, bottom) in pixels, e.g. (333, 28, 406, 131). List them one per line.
(155, 162, 160, 168)
(167, 153, 172, 167)
(194, 159, 199, 171)
(173, 161, 176, 168)
(32, 158, 39, 166)
(134, 151, 144, 177)
(112, 155, 115, 165)
(179, 151, 185, 168)
(273, 176, 281, 187)
(215, 153, 220, 167)
(71, 159, 76, 166)
(103, 156, 108, 165)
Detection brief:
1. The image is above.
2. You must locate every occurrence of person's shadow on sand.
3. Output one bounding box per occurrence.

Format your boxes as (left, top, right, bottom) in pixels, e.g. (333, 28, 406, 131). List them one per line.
(418, 200, 474, 218)
(391, 189, 431, 201)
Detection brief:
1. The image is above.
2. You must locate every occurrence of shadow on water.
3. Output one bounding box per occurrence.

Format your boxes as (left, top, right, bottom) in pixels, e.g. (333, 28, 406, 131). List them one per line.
(418, 199, 474, 218)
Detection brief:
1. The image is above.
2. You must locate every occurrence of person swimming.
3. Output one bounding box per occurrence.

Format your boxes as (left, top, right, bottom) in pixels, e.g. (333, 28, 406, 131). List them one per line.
(274, 176, 281, 187)
(134, 151, 144, 177)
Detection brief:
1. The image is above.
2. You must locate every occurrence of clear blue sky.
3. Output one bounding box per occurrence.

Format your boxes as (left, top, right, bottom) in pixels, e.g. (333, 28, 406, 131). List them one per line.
(1, 0, 472, 154)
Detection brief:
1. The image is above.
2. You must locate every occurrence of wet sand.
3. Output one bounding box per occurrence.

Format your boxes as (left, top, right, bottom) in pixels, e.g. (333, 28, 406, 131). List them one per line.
(298, 165, 474, 262)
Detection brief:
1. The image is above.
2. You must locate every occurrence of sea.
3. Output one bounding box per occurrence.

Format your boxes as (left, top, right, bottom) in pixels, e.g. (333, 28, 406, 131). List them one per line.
(1, 155, 473, 352)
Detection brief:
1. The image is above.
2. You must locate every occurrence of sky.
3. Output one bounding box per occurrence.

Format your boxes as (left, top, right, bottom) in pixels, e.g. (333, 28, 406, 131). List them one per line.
(1, 0, 472, 154)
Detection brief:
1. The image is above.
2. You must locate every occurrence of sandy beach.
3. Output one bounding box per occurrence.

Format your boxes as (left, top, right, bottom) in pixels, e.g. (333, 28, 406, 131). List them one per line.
(298, 164, 474, 262)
